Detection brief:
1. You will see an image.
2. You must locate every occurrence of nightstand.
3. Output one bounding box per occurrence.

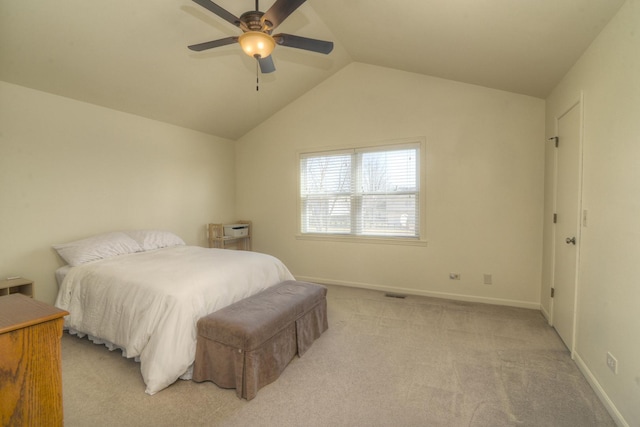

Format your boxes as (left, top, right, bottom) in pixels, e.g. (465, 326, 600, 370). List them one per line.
(207, 221, 252, 250)
(0, 277, 34, 298)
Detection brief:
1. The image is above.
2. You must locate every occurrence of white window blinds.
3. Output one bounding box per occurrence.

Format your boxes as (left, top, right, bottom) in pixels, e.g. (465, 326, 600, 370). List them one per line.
(300, 143, 420, 238)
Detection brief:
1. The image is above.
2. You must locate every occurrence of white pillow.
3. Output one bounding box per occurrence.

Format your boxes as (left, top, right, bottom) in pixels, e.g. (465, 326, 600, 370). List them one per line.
(123, 230, 185, 251)
(53, 232, 143, 266)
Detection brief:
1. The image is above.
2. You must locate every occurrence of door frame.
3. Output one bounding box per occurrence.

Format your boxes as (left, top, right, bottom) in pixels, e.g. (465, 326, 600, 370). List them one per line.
(549, 92, 585, 356)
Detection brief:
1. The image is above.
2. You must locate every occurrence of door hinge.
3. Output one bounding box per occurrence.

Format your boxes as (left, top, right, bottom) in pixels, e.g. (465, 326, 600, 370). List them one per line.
(548, 136, 559, 147)
(553, 213, 557, 224)
(551, 288, 555, 298)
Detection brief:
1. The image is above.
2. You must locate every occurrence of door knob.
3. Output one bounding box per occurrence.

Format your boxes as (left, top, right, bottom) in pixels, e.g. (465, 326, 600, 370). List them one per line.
(565, 237, 576, 245)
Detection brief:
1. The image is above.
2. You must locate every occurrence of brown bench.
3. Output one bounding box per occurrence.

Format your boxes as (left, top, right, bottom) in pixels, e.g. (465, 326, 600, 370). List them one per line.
(192, 280, 328, 400)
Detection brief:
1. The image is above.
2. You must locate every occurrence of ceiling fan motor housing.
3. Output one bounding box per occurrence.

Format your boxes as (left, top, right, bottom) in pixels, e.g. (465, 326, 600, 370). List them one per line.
(240, 11, 272, 33)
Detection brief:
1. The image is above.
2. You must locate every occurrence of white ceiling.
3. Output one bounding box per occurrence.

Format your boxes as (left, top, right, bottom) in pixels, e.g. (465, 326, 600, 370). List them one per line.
(0, 0, 624, 140)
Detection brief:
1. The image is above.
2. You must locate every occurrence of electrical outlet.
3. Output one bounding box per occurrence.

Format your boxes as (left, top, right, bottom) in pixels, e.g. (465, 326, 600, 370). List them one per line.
(606, 352, 618, 374)
(483, 274, 492, 285)
(449, 273, 461, 280)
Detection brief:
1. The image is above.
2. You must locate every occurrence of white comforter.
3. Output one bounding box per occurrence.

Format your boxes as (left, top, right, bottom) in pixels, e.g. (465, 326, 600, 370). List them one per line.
(55, 246, 294, 395)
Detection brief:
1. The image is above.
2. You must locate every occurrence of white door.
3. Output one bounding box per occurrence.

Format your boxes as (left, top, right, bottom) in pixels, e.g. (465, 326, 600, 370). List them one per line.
(552, 101, 582, 351)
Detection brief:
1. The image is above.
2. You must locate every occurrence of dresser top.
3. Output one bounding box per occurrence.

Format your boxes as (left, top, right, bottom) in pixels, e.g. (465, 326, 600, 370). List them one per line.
(0, 294, 68, 334)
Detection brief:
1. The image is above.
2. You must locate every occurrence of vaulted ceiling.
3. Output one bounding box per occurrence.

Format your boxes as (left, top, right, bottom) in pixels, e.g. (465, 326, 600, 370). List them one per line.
(0, 0, 625, 140)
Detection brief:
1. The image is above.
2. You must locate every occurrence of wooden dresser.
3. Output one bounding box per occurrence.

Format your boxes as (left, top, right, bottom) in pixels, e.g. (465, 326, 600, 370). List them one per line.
(0, 294, 69, 426)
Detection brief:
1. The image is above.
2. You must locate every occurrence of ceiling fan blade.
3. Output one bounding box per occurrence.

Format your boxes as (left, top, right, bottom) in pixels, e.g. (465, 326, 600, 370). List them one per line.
(192, 0, 240, 27)
(262, 0, 307, 30)
(258, 56, 276, 74)
(273, 33, 333, 54)
(188, 36, 238, 52)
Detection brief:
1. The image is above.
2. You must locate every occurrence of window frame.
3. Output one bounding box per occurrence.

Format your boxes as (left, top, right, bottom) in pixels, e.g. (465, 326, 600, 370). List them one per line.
(296, 138, 427, 246)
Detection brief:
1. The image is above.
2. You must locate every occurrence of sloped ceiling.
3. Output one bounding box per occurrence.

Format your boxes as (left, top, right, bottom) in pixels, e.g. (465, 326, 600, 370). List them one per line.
(0, 0, 624, 140)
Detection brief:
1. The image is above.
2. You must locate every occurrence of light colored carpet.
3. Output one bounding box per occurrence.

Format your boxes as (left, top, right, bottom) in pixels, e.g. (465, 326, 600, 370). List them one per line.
(61, 284, 615, 426)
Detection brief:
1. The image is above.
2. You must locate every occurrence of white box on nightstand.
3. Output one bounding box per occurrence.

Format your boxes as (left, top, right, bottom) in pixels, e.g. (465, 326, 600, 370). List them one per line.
(224, 224, 249, 237)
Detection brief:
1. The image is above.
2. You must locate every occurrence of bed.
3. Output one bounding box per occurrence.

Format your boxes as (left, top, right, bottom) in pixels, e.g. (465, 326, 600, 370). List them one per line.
(53, 230, 294, 395)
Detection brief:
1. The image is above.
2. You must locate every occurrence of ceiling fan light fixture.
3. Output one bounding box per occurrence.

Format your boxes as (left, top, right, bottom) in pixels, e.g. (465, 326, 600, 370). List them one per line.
(238, 31, 275, 59)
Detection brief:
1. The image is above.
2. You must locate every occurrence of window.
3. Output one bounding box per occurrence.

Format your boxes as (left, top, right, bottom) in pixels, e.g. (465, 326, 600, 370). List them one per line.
(299, 141, 421, 240)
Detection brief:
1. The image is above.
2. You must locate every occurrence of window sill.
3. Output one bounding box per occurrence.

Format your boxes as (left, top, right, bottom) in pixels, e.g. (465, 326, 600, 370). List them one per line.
(295, 234, 428, 247)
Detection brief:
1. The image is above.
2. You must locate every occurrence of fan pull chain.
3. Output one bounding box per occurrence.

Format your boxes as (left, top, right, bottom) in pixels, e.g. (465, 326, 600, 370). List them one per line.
(256, 60, 259, 91)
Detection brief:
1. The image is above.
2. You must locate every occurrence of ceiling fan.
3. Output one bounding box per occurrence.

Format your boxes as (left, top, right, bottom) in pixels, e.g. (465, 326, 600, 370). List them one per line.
(188, 0, 334, 74)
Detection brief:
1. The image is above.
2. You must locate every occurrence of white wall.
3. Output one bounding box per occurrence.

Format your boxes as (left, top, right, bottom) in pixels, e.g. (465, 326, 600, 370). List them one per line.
(542, 1, 640, 425)
(236, 62, 545, 308)
(0, 82, 236, 304)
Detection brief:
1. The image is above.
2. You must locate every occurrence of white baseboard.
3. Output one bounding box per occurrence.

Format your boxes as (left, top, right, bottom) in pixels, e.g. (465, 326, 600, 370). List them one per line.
(295, 275, 540, 310)
(540, 304, 551, 324)
(573, 353, 628, 427)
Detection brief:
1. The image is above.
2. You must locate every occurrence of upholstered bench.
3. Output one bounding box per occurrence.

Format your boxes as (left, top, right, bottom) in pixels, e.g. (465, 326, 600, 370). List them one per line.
(192, 280, 328, 400)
